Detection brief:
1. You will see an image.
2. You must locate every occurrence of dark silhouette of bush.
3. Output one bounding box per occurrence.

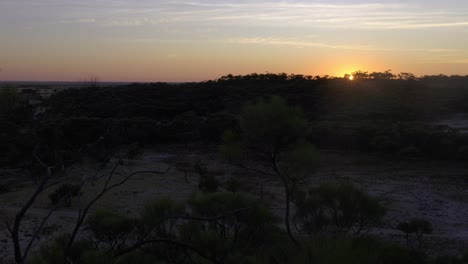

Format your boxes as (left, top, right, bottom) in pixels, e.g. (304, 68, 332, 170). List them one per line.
(183, 192, 280, 262)
(294, 183, 386, 238)
(194, 161, 219, 193)
(221, 95, 319, 245)
(225, 177, 241, 193)
(86, 209, 135, 251)
(48, 183, 81, 207)
(397, 218, 433, 250)
(139, 197, 185, 238)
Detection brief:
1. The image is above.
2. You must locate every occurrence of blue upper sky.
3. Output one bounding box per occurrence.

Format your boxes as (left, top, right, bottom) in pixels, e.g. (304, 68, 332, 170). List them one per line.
(1, 0, 468, 81)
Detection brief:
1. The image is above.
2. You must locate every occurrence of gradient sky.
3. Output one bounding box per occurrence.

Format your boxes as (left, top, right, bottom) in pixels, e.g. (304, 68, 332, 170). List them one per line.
(1, 0, 468, 82)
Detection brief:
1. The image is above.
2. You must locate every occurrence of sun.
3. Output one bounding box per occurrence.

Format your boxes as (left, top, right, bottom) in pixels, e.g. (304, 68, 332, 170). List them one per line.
(348, 75, 354, 81)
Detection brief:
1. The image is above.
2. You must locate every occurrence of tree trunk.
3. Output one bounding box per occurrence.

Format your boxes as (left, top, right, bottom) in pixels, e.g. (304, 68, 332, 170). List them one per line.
(280, 178, 298, 246)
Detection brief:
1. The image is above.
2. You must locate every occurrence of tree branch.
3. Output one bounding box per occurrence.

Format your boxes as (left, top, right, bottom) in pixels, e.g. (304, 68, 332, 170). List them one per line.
(117, 239, 221, 264)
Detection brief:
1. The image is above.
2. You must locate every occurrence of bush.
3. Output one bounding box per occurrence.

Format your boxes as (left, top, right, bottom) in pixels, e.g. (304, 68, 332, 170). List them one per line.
(140, 197, 185, 238)
(225, 177, 241, 193)
(294, 183, 386, 237)
(32, 234, 96, 264)
(182, 192, 280, 261)
(87, 209, 135, 251)
(268, 236, 425, 264)
(194, 161, 219, 193)
(398, 218, 433, 249)
(49, 183, 81, 206)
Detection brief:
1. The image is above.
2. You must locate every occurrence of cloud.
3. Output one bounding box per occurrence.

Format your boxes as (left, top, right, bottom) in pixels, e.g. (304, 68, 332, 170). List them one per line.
(25, 1, 463, 31)
(156, 1, 468, 30)
(228, 37, 463, 54)
(3, 1, 468, 31)
(61, 18, 96, 24)
(228, 37, 383, 51)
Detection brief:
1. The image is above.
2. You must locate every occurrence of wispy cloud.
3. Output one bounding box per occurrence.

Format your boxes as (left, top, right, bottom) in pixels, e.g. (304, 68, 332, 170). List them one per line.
(45, 1, 466, 31)
(228, 37, 464, 54)
(61, 18, 96, 24)
(3, 1, 468, 31)
(228, 37, 381, 51)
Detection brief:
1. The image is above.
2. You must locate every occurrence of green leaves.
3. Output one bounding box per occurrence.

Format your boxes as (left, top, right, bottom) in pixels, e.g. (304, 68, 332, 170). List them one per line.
(294, 183, 386, 237)
(240, 96, 308, 148)
(221, 95, 318, 175)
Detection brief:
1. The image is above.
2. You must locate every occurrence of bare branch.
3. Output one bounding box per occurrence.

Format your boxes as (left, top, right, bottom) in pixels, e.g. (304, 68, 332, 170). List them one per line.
(117, 239, 221, 264)
(66, 166, 171, 253)
(22, 205, 59, 261)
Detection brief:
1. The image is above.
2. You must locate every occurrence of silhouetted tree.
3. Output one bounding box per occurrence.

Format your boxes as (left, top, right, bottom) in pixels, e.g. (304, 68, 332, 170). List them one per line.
(220, 96, 319, 245)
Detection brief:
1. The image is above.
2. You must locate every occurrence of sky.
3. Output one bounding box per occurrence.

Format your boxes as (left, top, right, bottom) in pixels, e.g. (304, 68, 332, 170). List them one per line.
(1, 0, 468, 82)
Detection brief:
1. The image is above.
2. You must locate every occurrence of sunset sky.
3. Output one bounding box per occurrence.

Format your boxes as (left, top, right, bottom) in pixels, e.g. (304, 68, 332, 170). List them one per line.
(1, 0, 468, 82)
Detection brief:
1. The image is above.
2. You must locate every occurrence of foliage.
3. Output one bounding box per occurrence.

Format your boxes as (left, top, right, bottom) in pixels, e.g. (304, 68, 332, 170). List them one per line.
(183, 192, 280, 262)
(48, 183, 81, 207)
(0, 87, 22, 120)
(294, 183, 386, 237)
(139, 197, 185, 238)
(398, 218, 433, 249)
(87, 209, 135, 251)
(225, 177, 241, 193)
(32, 234, 97, 264)
(220, 95, 319, 244)
(194, 161, 219, 193)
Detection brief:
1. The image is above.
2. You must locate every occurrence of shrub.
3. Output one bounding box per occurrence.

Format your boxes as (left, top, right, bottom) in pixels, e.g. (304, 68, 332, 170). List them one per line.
(139, 197, 185, 238)
(225, 177, 241, 193)
(397, 218, 433, 249)
(294, 183, 386, 237)
(49, 183, 81, 206)
(87, 209, 135, 250)
(194, 161, 219, 193)
(182, 192, 279, 261)
(31, 234, 95, 264)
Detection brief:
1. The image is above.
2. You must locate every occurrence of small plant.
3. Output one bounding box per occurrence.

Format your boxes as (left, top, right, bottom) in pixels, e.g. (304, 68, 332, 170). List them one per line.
(294, 183, 386, 238)
(87, 209, 135, 251)
(140, 197, 185, 238)
(49, 184, 81, 207)
(225, 177, 241, 193)
(397, 218, 432, 250)
(183, 192, 279, 261)
(194, 161, 219, 193)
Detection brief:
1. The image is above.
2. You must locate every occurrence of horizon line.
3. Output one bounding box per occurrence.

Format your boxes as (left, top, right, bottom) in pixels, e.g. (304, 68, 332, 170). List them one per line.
(2, 71, 468, 84)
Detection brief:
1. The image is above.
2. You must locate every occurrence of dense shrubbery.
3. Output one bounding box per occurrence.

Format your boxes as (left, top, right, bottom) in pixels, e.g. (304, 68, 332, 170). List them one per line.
(309, 120, 468, 160)
(34, 74, 468, 160)
(32, 190, 443, 264)
(294, 183, 386, 237)
(5, 75, 468, 262)
(0, 87, 35, 166)
(49, 183, 81, 206)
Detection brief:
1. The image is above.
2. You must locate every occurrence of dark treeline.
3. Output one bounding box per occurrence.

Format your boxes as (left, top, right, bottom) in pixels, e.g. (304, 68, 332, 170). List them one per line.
(2, 73, 468, 167)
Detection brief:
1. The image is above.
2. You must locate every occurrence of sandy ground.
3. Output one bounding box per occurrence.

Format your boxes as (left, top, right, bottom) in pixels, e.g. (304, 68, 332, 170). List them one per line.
(0, 145, 467, 262)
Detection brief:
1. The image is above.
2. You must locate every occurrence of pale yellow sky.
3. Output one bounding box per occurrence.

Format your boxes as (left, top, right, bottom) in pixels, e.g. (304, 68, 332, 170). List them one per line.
(1, 1, 468, 81)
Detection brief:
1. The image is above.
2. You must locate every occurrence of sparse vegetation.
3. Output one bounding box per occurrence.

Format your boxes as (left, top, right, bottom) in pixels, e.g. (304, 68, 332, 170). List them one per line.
(398, 219, 433, 250)
(48, 183, 81, 207)
(221, 95, 319, 244)
(2, 74, 468, 262)
(294, 183, 386, 238)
